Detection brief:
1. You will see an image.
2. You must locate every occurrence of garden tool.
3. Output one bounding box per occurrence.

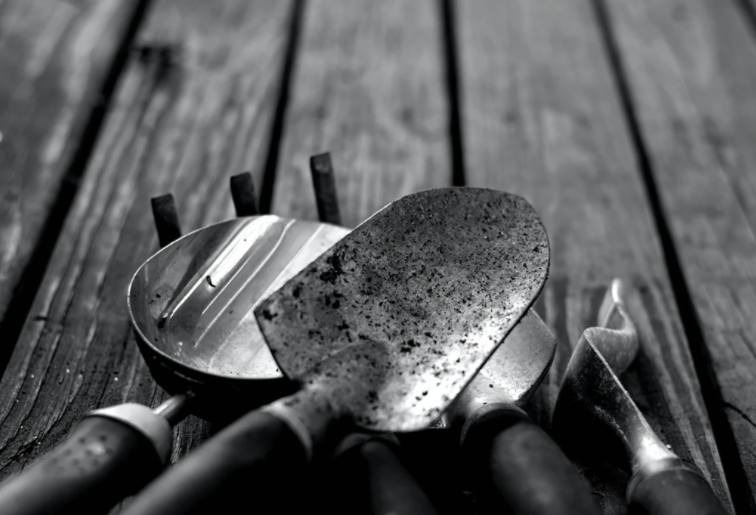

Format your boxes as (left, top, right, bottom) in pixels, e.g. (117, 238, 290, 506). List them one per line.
(552, 280, 727, 515)
(0, 213, 348, 515)
(120, 187, 549, 515)
(443, 308, 601, 514)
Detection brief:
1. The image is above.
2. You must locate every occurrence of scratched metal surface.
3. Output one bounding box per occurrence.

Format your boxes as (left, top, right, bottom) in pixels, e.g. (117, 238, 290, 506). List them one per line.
(256, 188, 549, 432)
(130, 216, 349, 379)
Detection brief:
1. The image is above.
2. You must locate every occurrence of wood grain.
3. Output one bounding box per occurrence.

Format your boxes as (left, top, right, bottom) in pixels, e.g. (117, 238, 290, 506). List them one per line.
(268, 1, 460, 512)
(456, 0, 733, 510)
(604, 0, 756, 508)
(0, 0, 140, 357)
(271, 0, 451, 227)
(0, 0, 294, 493)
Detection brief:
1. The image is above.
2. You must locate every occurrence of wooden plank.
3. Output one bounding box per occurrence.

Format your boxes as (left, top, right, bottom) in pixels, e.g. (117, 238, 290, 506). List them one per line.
(603, 0, 756, 508)
(456, 0, 733, 510)
(0, 0, 141, 364)
(0, 0, 294, 495)
(271, 0, 451, 227)
(268, 1, 464, 512)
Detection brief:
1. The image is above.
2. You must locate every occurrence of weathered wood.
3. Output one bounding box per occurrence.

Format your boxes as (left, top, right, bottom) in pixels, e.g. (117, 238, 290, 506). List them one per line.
(268, 1, 460, 512)
(0, 0, 294, 496)
(271, 0, 451, 227)
(603, 0, 756, 509)
(456, 0, 732, 510)
(0, 0, 141, 367)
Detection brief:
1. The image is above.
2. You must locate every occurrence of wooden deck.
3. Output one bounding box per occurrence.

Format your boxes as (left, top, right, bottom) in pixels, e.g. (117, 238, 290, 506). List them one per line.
(0, 0, 754, 513)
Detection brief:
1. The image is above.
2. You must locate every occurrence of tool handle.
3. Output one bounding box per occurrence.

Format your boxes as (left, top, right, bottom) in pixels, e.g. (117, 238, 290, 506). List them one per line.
(462, 406, 601, 515)
(352, 438, 438, 515)
(120, 410, 307, 515)
(0, 416, 164, 515)
(628, 461, 728, 515)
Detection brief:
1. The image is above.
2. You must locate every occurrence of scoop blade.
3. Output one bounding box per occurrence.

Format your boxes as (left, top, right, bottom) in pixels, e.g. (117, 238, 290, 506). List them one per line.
(129, 216, 349, 379)
(255, 188, 549, 432)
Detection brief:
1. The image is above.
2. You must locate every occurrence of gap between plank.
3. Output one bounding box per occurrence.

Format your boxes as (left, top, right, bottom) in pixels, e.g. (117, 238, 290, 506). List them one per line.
(0, 0, 154, 383)
(734, 0, 756, 41)
(258, 0, 307, 214)
(439, 0, 466, 187)
(590, 0, 753, 513)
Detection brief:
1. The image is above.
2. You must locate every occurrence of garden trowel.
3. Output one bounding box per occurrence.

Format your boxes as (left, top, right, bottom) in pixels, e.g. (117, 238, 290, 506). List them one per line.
(443, 309, 601, 514)
(121, 187, 549, 515)
(552, 280, 727, 515)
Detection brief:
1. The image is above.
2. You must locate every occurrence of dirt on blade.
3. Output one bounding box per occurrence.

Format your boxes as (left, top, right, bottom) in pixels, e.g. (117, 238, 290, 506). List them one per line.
(256, 188, 549, 432)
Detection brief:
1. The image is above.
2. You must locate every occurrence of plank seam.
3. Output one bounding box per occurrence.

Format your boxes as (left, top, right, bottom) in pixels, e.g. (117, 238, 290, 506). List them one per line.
(259, 0, 307, 214)
(590, 0, 753, 513)
(0, 0, 154, 383)
(439, 0, 466, 187)
(733, 0, 756, 42)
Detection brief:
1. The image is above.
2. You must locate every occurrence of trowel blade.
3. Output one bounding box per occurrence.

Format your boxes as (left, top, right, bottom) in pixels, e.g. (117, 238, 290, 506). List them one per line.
(255, 188, 549, 432)
(437, 308, 555, 430)
(477, 309, 555, 404)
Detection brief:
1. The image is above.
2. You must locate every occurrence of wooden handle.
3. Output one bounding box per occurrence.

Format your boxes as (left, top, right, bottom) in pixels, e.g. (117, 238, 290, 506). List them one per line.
(462, 408, 601, 515)
(120, 410, 307, 515)
(628, 461, 728, 515)
(0, 417, 163, 515)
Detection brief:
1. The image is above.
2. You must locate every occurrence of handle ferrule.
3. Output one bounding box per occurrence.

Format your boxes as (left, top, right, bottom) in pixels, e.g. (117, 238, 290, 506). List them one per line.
(87, 403, 173, 464)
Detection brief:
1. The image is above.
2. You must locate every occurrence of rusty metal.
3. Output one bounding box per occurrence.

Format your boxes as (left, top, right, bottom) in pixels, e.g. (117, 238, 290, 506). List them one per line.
(230, 172, 259, 217)
(256, 188, 549, 433)
(151, 194, 182, 248)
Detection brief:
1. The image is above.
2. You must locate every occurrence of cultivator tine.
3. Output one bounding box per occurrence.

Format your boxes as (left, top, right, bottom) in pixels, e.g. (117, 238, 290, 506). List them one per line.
(310, 152, 342, 225)
(151, 194, 182, 248)
(230, 172, 259, 217)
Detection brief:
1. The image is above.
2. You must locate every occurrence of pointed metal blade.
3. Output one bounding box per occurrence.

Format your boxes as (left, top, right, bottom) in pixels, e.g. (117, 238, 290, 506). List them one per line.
(255, 188, 549, 432)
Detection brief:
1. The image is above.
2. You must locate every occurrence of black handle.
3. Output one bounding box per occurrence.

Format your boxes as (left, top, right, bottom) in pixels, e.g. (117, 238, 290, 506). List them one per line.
(343, 437, 438, 515)
(0, 416, 164, 515)
(629, 461, 728, 515)
(462, 408, 601, 515)
(120, 410, 307, 515)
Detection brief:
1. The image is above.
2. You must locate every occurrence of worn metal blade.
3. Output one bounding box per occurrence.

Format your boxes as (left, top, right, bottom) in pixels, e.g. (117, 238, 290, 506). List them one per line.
(552, 334, 674, 474)
(130, 216, 348, 379)
(552, 280, 672, 473)
(438, 309, 556, 429)
(590, 278, 638, 376)
(476, 309, 555, 403)
(255, 188, 549, 432)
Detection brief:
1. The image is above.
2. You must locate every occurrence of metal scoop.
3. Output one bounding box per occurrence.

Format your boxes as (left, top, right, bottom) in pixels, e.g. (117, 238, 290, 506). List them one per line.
(441, 309, 600, 514)
(552, 279, 727, 515)
(121, 187, 550, 515)
(0, 214, 349, 515)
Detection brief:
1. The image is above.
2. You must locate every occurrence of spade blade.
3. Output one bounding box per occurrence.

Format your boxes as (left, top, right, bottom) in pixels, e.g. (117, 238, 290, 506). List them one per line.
(255, 188, 549, 432)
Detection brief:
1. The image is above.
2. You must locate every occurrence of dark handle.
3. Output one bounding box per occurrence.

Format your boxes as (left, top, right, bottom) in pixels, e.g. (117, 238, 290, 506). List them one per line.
(462, 408, 601, 515)
(120, 410, 307, 515)
(0, 416, 163, 515)
(629, 463, 728, 515)
(349, 438, 439, 515)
